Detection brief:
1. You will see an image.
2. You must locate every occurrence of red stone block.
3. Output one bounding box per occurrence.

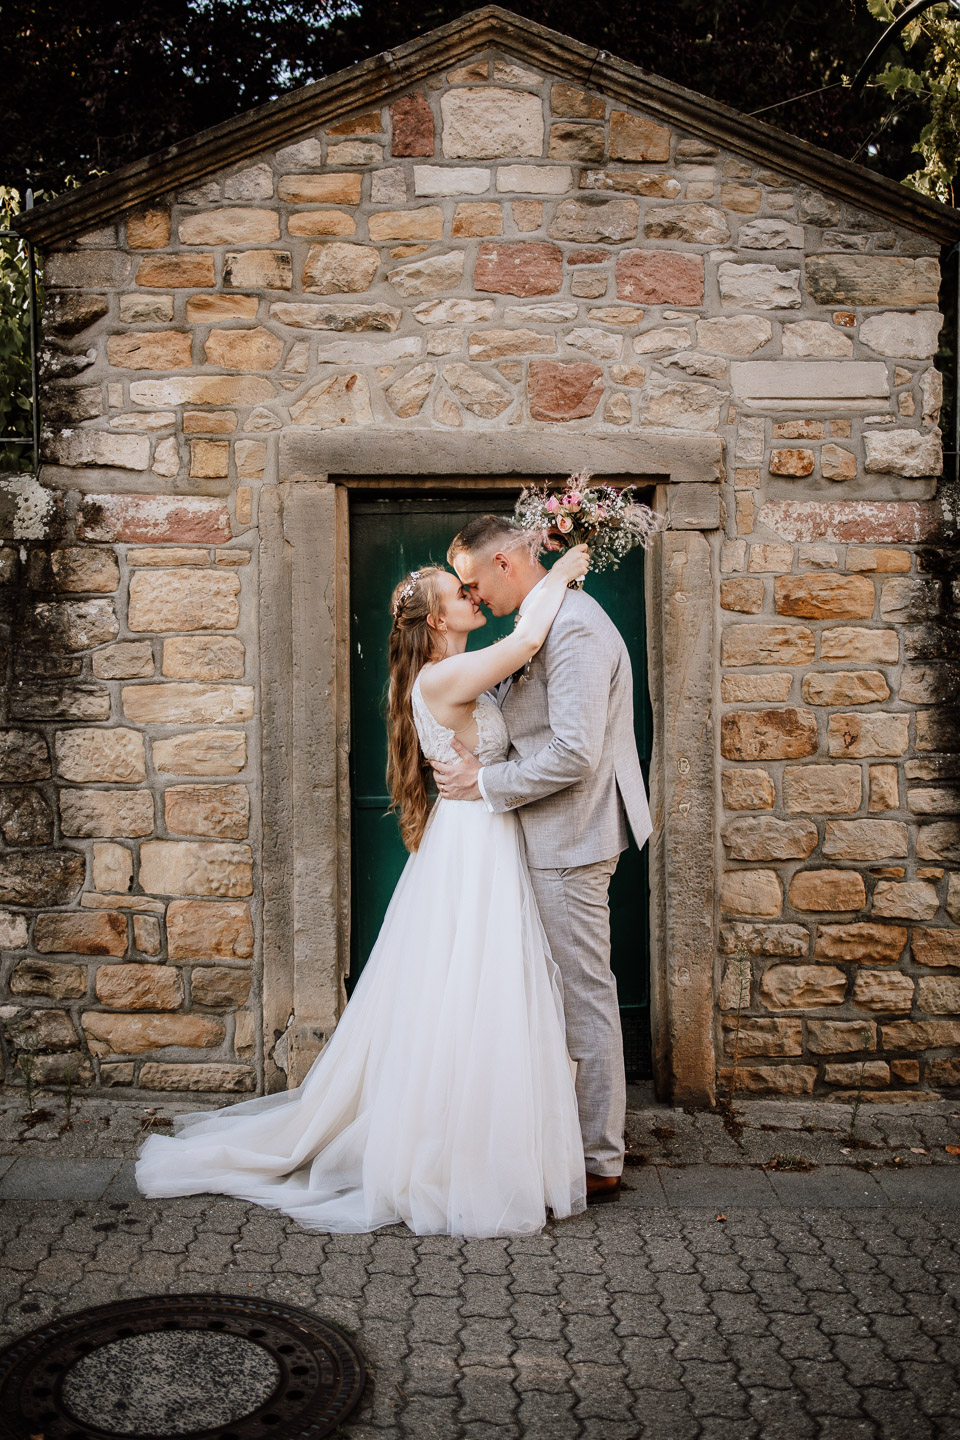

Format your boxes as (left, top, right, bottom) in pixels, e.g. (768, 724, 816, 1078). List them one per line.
(78, 494, 232, 545)
(474, 242, 563, 298)
(568, 249, 610, 265)
(528, 361, 603, 421)
(615, 250, 704, 305)
(389, 93, 434, 157)
(756, 500, 940, 545)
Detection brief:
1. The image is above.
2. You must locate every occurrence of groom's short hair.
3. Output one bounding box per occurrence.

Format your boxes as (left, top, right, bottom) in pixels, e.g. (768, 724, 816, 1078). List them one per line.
(447, 513, 523, 564)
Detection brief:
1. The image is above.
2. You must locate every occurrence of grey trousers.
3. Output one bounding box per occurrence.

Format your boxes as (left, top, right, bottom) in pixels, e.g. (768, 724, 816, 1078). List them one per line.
(527, 855, 625, 1178)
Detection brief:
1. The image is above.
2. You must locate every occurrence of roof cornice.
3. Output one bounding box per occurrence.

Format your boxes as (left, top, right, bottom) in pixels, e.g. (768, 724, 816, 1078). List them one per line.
(16, 5, 960, 248)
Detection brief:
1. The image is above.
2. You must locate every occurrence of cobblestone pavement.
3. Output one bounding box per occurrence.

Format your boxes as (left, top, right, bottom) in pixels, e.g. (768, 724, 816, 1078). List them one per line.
(1, 1090, 959, 1439)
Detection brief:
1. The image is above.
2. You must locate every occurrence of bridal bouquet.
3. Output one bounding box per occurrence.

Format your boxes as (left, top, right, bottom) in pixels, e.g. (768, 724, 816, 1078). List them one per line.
(513, 474, 664, 577)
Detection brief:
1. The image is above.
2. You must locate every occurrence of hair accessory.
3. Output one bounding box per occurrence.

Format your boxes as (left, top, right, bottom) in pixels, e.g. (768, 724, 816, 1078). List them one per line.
(392, 570, 422, 618)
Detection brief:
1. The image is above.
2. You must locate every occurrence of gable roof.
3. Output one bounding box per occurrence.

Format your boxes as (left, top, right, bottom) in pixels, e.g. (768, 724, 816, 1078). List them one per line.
(17, 4, 960, 248)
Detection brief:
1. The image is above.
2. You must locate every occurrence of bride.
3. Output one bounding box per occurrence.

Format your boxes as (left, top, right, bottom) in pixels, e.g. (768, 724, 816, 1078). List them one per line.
(136, 541, 590, 1237)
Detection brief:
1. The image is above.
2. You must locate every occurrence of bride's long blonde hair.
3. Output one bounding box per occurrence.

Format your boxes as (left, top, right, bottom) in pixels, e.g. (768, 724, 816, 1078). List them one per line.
(386, 565, 446, 852)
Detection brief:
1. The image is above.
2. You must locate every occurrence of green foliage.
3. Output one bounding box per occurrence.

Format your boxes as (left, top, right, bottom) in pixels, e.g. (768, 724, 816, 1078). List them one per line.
(866, 0, 960, 204)
(0, 187, 40, 473)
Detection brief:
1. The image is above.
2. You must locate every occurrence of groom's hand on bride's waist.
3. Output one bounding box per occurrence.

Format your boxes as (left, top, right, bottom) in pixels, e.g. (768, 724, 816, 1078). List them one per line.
(433, 739, 482, 802)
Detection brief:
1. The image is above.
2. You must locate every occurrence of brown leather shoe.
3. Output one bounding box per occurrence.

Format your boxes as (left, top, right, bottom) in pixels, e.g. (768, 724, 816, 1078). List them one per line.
(586, 1172, 621, 1205)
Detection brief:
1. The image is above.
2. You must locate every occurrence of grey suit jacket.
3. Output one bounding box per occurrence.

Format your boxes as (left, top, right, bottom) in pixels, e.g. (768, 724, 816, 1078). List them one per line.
(480, 587, 653, 868)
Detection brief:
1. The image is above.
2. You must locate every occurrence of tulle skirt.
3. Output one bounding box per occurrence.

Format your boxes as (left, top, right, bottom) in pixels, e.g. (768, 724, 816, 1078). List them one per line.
(135, 799, 587, 1237)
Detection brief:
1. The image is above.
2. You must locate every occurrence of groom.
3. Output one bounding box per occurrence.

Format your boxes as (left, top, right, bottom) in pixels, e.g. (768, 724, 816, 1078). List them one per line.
(433, 514, 652, 1204)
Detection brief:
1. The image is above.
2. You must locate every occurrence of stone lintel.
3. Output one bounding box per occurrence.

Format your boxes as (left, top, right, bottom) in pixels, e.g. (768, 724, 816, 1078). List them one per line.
(279, 428, 721, 485)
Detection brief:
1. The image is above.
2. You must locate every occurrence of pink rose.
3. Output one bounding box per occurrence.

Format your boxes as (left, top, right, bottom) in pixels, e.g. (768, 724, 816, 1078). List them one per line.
(545, 495, 560, 513)
(567, 491, 582, 506)
(556, 514, 573, 533)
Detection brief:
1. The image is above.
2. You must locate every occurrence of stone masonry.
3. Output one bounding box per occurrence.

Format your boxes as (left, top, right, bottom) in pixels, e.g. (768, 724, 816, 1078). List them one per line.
(4, 13, 958, 1104)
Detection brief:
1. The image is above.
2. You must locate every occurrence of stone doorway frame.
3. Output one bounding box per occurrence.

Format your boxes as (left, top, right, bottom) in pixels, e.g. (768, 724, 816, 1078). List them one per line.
(260, 430, 721, 1106)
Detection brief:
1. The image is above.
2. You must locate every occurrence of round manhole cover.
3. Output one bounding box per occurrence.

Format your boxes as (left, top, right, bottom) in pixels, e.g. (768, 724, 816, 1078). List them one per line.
(0, 1293, 366, 1439)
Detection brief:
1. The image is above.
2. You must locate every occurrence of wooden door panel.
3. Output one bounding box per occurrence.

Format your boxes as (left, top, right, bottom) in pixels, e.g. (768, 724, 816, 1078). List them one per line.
(348, 493, 652, 1077)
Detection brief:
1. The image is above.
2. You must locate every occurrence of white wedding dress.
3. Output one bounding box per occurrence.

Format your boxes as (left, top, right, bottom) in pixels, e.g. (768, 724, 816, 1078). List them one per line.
(135, 675, 587, 1236)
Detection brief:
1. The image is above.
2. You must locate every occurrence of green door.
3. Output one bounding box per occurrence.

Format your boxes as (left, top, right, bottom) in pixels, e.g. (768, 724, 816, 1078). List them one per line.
(349, 494, 653, 1078)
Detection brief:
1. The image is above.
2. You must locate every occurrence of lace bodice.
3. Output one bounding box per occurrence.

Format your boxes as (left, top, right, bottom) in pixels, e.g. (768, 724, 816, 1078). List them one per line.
(412, 672, 509, 766)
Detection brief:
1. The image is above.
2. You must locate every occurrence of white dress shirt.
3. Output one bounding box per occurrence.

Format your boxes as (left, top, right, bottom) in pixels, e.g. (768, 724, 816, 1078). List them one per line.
(476, 576, 548, 809)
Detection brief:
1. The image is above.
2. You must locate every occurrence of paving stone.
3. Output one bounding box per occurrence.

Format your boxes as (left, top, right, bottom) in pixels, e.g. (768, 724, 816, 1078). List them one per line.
(0, 1157, 120, 1200)
(657, 1165, 779, 1208)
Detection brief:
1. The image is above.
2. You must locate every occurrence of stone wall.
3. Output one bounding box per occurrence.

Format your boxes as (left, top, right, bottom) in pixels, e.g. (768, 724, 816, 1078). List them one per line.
(2, 45, 956, 1100)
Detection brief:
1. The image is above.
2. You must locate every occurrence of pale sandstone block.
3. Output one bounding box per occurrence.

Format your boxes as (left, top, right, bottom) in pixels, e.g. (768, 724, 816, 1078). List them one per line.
(384, 364, 436, 417)
(223, 250, 292, 291)
(864, 428, 942, 478)
(126, 207, 171, 248)
(129, 547, 209, 565)
(388, 251, 465, 297)
(721, 674, 793, 704)
(808, 1018, 878, 1052)
(82, 1011, 224, 1055)
(852, 970, 914, 1013)
(162, 636, 245, 681)
(93, 842, 133, 894)
(179, 209, 280, 244)
(775, 574, 875, 620)
(718, 263, 801, 309)
(164, 784, 249, 839)
(44, 431, 150, 471)
(119, 294, 174, 322)
(846, 546, 911, 573)
(917, 975, 960, 1014)
(287, 211, 356, 238)
(695, 315, 771, 355)
(59, 790, 154, 838)
(441, 89, 543, 158)
(289, 373, 374, 427)
(717, 1064, 817, 1096)
(821, 445, 858, 482)
(47, 547, 120, 594)
(911, 928, 960, 967)
(722, 816, 816, 861)
(130, 375, 275, 406)
(760, 965, 846, 1009)
(55, 728, 146, 783)
(825, 1061, 889, 1086)
(827, 712, 909, 758)
(782, 764, 862, 815)
(368, 208, 444, 242)
(721, 1017, 802, 1057)
(139, 1061, 254, 1091)
(948, 874, 960, 924)
(719, 869, 782, 917)
(413, 166, 489, 195)
(747, 545, 792, 572)
(302, 242, 379, 294)
(798, 545, 838, 568)
(721, 709, 817, 762)
(881, 1018, 960, 1049)
(139, 841, 253, 897)
(868, 765, 900, 812)
(815, 921, 907, 963)
(95, 962, 183, 1010)
(805, 255, 939, 307)
(859, 311, 942, 359)
(190, 967, 251, 1007)
(721, 770, 775, 811)
(10, 960, 85, 999)
(468, 330, 556, 360)
(166, 899, 254, 960)
(822, 821, 908, 860)
(34, 909, 127, 956)
(186, 295, 258, 322)
(128, 570, 240, 633)
(451, 203, 503, 237)
(782, 321, 853, 358)
(203, 327, 283, 371)
(326, 142, 382, 165)
(789, 869, 866, 912)
(879, 576, 942, 622)
(720, 922, 810, 957)
(133, 914, 162, 955)
(496, 165, 573, 194)
(872, 880, 939, 921)
(135, 255, 215, 288)
(152, 730, 247, 775)
(0, 911, 30, 947)
(720, 579, 763, 613)
(608, 111, 670, 162)
(122, 684, 253, 725)
(820, 627, 899, 664)
(720, 625, 814, 667)
(802, 672, 890, 706)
